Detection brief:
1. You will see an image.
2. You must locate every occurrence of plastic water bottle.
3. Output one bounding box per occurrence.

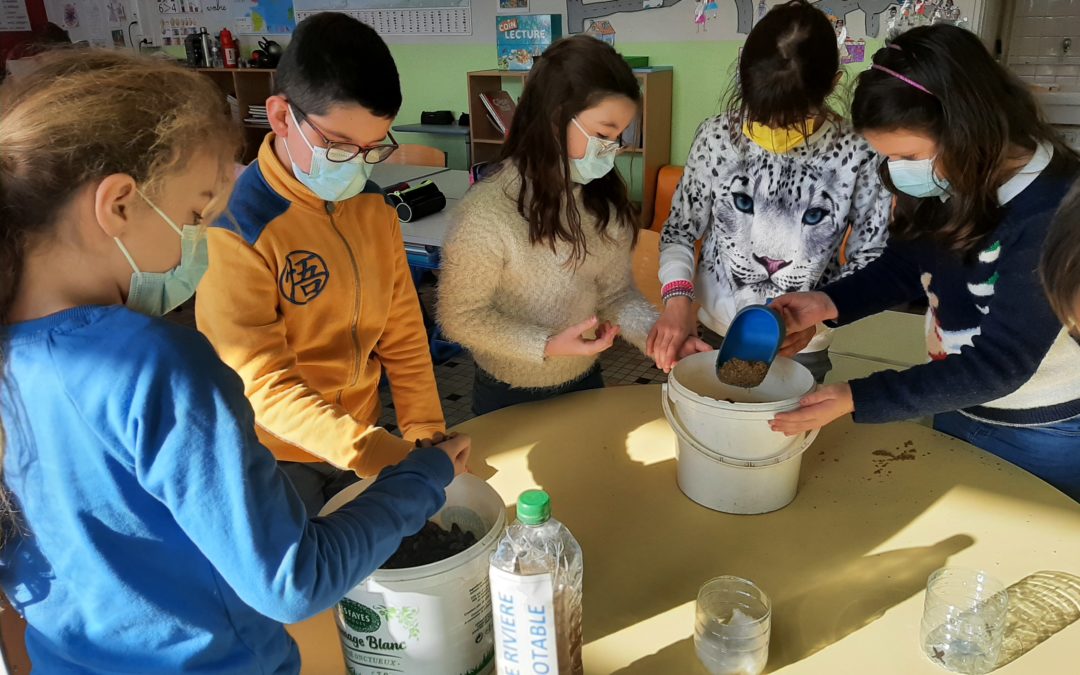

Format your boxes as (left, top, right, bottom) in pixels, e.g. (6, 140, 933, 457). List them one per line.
(209, 41, 223, 69)
(489, 490, 583, 675)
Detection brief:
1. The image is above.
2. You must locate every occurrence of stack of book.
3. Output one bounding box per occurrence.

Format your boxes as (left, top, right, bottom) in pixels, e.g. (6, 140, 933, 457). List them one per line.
(244, 104, 270, 128)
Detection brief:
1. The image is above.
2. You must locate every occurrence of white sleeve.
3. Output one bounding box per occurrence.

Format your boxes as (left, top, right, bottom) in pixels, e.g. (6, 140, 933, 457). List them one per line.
(659, 119, 724, 286)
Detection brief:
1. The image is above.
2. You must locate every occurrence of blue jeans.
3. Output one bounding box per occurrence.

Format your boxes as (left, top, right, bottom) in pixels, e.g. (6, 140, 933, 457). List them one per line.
(933, 412, 1080, 502)
(472, 364, 604, 416)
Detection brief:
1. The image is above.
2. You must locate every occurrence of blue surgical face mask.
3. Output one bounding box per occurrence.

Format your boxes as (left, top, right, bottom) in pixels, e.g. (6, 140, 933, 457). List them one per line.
(887, 157, 951, 199)
(569, 117, 619, 185)
(114, 191, 209, 317)
(286, 106, 373, 202)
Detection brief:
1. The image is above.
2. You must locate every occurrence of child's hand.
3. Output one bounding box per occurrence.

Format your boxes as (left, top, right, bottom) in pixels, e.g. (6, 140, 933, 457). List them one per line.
(647, 296, 696, 372)
(433, 433, 471, 476)
(415, 431, 449, 448)
(769, 383, 853, 435)
(674, 335, 713, 365)
(544, 316, 620, 357)
(771, 292, 838, 356)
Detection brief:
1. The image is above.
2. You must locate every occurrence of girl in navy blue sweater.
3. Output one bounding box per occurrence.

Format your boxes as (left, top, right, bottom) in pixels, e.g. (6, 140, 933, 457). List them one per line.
(771, 26, 1080, 501)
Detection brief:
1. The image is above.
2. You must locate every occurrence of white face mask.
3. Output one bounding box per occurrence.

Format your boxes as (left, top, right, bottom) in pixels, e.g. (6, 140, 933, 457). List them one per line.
(285, 105, 374, 202)
(569, 117, 619, 184)
(113, 191, 209, 317)
(887, 157, 951, 199)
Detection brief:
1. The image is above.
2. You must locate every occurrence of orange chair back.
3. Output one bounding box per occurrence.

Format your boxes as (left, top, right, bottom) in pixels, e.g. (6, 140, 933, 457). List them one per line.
(649, 165, 684, 232)
(385, 144, 447, 168)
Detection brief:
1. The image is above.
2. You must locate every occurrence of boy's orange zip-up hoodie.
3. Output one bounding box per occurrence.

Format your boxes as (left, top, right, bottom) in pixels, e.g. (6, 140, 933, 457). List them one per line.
(196, 134, 445, 476)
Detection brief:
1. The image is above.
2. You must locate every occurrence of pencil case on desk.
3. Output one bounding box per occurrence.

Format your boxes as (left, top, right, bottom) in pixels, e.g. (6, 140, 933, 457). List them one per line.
(387, 180, 446, 223)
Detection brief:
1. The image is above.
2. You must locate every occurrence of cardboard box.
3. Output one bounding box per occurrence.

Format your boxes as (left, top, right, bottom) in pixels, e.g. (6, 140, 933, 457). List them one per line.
(496, 14, 563, 71)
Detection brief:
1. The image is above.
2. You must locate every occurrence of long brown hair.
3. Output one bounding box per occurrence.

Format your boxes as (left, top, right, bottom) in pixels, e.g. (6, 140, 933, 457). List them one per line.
(852, 25, 1074, 257)
(499, 35, 640, 263)
(1043, 183, 1080, 327)
(0, 50, 240, 548)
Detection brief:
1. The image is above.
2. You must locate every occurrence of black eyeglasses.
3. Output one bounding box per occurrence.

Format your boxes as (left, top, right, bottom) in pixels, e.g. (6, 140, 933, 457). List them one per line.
(291, 103, 399, 164)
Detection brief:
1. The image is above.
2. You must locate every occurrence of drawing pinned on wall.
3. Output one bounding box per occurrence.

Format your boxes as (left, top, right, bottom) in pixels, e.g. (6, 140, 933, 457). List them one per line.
(567, 0, 764, 36)
(887, 0, 967, 38)
(566, 0, 912, 38)
(692, 0, 706, 31)
(585, 19, 616, 44)
(499, 0, 528, 10)
(566, 0, 694, 33)
(63, 3, 79, 28)
(841, 38, 865, 64)
(87, 0, 108, 47)
(811, 0, 896, 36)
(112, 28, 126, 46)
(107, 0, 127, 23)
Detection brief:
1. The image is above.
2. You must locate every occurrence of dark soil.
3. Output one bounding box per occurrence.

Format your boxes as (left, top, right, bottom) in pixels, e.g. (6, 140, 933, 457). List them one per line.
(382, 521, 479, 569)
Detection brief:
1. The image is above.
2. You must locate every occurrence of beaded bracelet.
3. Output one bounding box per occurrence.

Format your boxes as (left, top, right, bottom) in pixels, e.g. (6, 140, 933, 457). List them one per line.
(662, 291, 694, 305)
(661, 280, 695, 303)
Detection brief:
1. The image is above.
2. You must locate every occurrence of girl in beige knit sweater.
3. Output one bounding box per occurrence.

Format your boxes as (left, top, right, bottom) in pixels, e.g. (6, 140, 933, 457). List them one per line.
(438, 36, 710, 415)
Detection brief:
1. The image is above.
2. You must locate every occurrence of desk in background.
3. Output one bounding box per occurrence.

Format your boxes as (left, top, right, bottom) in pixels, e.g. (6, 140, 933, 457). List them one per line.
(371, 163, 449, 187)
(392, 121, 472, 167)
(395, 168, 469, 249)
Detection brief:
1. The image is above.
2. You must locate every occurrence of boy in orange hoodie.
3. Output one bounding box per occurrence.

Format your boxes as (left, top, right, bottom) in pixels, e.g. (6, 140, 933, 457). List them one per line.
(197, 14, 447, 514)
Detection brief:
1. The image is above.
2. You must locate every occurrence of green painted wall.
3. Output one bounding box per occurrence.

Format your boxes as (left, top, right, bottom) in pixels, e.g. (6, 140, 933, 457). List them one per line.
(177, 37, 881, 178)
(387, 40, 881, 171)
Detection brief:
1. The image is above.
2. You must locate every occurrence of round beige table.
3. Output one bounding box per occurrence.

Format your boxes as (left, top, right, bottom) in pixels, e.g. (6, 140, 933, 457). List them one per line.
(288, 385, 1080, 674)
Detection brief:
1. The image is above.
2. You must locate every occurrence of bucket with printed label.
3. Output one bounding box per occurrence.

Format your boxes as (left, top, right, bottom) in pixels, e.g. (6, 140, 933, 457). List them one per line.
(321, 473, 507, 675)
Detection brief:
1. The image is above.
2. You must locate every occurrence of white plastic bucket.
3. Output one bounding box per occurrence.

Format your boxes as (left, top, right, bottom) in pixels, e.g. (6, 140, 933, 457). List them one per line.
(664, 392, 818, 514)
(667, 352, 816, 462)
(320, 474, 506, 675)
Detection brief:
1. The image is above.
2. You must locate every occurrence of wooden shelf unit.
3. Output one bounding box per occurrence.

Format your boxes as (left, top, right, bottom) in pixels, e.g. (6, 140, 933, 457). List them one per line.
(198, 68, 276, 163)
(466, 68, 672, 224)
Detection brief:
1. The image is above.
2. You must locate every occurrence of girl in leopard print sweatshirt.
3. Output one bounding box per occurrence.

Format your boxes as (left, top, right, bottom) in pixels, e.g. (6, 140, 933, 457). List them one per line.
(651, 0, 892, 381)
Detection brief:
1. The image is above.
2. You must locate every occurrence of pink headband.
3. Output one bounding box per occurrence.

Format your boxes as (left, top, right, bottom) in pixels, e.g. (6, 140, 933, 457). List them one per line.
(873, 43, 935, 97)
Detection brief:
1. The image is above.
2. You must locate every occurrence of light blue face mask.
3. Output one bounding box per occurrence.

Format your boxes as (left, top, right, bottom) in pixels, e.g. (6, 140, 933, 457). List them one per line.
(113, 191, 209, 317)
(887, 157, 951, 199)
(286, 105, 373, 202)
(569, 117, 619, 185)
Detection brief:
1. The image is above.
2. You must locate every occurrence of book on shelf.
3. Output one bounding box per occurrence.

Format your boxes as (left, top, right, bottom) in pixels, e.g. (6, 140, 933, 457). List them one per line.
(479, 90, 516, 137)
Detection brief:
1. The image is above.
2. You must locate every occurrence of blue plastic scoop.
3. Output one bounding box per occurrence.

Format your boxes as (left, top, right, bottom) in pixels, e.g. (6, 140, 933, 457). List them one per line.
(715, 304, 786, 387)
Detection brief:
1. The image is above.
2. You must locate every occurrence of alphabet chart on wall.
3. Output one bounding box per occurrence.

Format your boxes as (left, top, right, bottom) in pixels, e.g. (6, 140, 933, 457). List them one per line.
(293, 1, 472, 36)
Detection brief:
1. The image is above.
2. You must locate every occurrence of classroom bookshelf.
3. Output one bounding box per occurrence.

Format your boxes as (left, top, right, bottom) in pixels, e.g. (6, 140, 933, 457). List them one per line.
(197, 68, 276, 163)
(467, 67, 673, 225)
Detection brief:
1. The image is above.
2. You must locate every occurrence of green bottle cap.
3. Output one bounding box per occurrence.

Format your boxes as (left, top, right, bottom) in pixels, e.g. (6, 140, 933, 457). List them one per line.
(517, 490, 551, 526)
